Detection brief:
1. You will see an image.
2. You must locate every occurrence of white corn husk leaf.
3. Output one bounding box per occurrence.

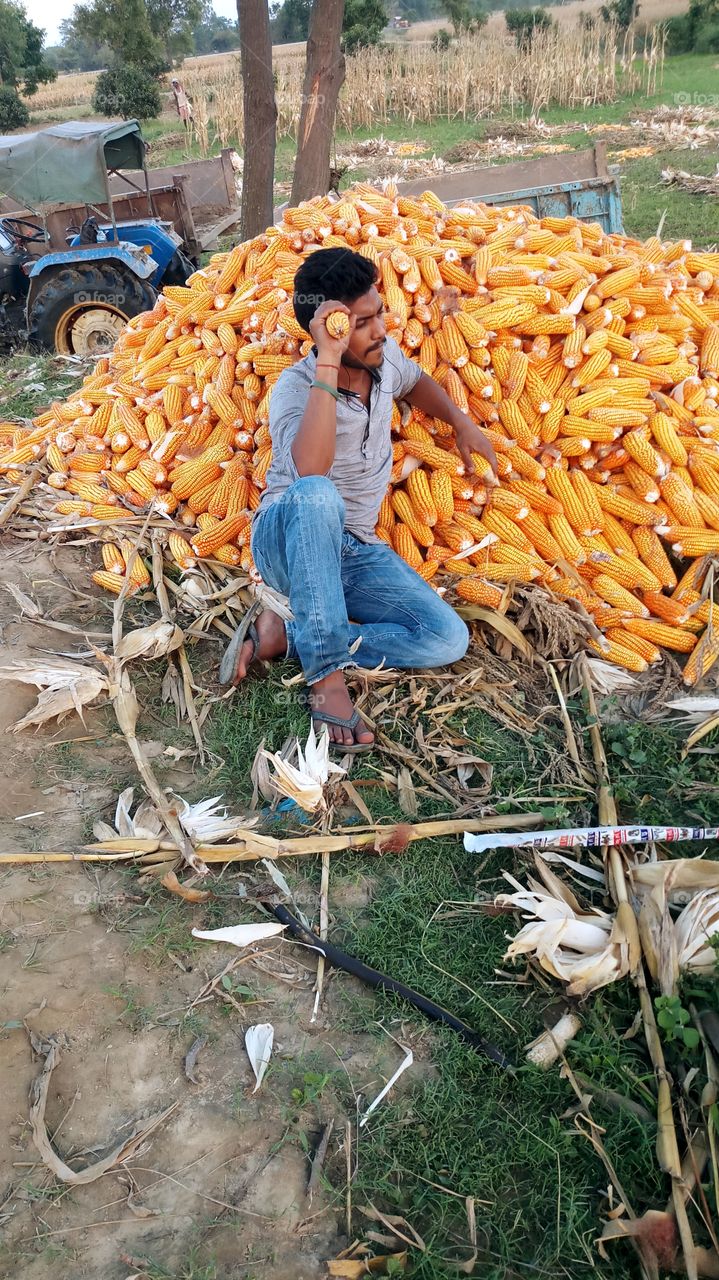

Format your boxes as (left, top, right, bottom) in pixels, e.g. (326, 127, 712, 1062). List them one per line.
(496, 867, 628, 996)
(262, 723, 346, 813)
(115, 620, 184, 662)
(173, 794, 256, 843)
(192, 923, 286, 948)
(0, 658, 108, 731)
(665, 695, 719, 722)
(584, 657, 638, 697)
(244, 1023, 274, 1092)
(676, 890, 719, 974)
(631, 856, 719, 903)
(94, 790, 167, 842)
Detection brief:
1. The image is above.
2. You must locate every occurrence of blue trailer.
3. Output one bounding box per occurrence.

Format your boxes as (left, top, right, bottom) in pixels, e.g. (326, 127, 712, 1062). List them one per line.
(398, 143, 623, 234)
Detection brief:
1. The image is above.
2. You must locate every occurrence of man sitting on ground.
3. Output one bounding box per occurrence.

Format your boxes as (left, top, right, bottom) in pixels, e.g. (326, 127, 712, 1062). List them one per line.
(221, 248, 498, 752)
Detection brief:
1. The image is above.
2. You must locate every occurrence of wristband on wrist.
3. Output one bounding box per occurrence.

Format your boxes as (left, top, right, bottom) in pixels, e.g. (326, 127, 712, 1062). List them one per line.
(311, 379, 341, 400)
(316, 362, 340, 371)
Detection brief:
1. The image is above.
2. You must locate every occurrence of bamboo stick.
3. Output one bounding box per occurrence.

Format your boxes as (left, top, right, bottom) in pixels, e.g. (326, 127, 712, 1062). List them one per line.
(1, 812, 544, 866)
(581, 658, 697, 1280)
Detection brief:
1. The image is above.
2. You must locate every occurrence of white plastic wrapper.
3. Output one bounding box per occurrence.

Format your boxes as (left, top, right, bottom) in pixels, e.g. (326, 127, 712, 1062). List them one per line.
(464, 823, 719, 854)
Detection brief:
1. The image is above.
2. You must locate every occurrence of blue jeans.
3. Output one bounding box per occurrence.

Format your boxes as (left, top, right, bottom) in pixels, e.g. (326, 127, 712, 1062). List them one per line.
(251, 476, 469, 685)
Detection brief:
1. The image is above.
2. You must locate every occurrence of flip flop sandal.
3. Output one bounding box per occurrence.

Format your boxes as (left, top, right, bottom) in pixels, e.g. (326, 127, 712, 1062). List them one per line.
(311, 708, 374, 756)
(219, 602, 266, 686)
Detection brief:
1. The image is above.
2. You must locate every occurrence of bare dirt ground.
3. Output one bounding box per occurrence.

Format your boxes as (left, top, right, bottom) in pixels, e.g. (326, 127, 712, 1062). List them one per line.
(0, 538, 417, 1280)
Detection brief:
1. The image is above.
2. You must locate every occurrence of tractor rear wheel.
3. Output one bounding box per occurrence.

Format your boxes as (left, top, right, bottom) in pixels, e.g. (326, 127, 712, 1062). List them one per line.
(27, 262, 156, 355)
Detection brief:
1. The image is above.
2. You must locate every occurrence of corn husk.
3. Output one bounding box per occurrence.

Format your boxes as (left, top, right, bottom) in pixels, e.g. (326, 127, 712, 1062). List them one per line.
(263, 723, 346, 813)
(244, 1023, 274, 1092)
(114, 620, 184, 662)
(676, 890, 719, 974)
(0, 658, 108, 730)
(172, 794, 258, 843)
(496, 859, 631, 996)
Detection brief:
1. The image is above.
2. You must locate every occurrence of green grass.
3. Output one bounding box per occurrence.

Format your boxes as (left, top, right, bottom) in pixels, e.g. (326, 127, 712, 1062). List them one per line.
(203, 673, 719, 1279)
(0, 353, 92, 417)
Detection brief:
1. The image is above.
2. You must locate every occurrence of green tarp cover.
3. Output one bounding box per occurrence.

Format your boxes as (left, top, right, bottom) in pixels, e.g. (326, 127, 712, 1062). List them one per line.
(0, 120, 145, 208)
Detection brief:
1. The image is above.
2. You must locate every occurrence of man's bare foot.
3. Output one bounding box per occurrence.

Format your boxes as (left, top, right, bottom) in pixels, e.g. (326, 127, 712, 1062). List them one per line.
(309, 669, 374, 748)
(231, 608, 287, 686)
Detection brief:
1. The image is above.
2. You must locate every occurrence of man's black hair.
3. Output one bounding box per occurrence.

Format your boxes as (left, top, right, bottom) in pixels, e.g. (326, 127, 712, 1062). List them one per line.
(292, 248, 378, 334)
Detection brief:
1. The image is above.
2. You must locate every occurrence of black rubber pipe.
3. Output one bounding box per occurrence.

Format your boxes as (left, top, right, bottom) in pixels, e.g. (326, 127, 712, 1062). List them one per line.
(267, 902, 514, 1072)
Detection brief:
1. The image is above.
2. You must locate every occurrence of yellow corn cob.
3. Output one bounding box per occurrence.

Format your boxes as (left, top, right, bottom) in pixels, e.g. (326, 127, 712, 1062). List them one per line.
(545, 468, 603, 536)
(391, 491, 434, 546)
(101, 543, 126, 574)
(512, 511, 561, 562)
(405, 469, 438, 526)
(623, 617, 698, 652)
(429, 467, 454, 521)
(601, 512, 637, 557)
(664, 528, 719, 556)
(587, 637, 648, 672)
(92, 569, 136, 596)
(403, 439, 464, 475)
(392, 522, 424, 569)
(471, 559, 540, 583)
(168, 533, 197, 570)
(591, 574, 647, 617)
(377, 493, 395, 532)
(191, 512, 251, 558)
(659, 472, 705, 528)
(546, 513, 585, 562)
(436, 316, 470, 368)
(171, 453, 228, 500)
(682, 625, 719, 685)
(623, 461, 660, 504)
(595, 487, 661, 526)
(455, 577, 505, 606)
(631, 526, 677, 590)
(118, 541, 151, 587)
(641, 590, 703, 630)
(605, 628, 662, 664)
(162, 384, 185, 425)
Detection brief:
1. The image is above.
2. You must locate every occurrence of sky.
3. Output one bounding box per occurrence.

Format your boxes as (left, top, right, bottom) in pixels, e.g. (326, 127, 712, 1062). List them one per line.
(23, 0, 239, 45)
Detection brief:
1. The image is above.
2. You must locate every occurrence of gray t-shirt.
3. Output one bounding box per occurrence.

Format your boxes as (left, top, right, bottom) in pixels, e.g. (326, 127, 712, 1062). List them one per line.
(260, 338, 423, 543)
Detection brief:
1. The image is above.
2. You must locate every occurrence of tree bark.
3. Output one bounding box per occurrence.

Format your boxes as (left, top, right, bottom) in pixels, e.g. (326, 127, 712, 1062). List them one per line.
(237, 0, 277, 240)
(290, 0, 346, 205)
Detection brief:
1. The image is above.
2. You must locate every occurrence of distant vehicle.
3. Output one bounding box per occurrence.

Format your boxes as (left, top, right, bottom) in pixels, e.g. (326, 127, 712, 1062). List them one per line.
(392, 14, 410, 28)
(0, 120, 196, 355)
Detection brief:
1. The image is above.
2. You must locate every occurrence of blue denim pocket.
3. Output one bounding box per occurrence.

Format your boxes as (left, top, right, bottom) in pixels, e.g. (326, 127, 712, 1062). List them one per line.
(341, 531, 362, 559)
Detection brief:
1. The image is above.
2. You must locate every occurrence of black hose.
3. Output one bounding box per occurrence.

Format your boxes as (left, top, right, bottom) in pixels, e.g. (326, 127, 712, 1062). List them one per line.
(267, 902, 514, 1072)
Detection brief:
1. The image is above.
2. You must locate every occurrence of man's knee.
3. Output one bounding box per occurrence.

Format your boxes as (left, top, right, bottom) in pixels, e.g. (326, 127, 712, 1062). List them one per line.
(421, 610, 470, 667)
(286, 475, 344, 523)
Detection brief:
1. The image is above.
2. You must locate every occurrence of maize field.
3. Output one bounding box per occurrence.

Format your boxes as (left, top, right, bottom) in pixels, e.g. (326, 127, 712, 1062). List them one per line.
(2, 183, 719, 685)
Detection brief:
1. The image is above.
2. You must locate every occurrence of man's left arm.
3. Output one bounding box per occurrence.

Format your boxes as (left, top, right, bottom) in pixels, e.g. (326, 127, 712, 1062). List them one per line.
(404, 372, 498, 478)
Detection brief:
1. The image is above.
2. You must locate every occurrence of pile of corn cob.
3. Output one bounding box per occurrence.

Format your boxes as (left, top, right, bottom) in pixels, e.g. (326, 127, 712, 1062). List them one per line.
(2, 183, 719, 684)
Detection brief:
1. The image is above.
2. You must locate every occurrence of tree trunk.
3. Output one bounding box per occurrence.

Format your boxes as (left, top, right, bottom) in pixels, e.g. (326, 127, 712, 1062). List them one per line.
(290, 0, 346, 205)
(237, 0, 277, 240)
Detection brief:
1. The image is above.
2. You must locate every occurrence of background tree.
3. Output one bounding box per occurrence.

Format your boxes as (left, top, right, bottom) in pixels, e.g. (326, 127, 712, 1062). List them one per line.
(0, 0, 56, 94)
(599, 0, 638, 26)
(505, 5, 553, 45)
(342, 0, 386, 51)
(45, 17, 111, 72)
(290, 0, 346, 204)
(72, 0, 165, 70)
(271, 0, 312, 42)
(439, 0, 487, 34)
(71, 0, 202, 71)
(667, 0, 719, 50)
(238, 0, 277, 239)
(191, 8, 240, 53)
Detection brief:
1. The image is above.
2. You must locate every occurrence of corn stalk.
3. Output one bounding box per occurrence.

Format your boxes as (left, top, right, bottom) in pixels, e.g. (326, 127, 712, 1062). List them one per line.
(581, 658, 698, 1280)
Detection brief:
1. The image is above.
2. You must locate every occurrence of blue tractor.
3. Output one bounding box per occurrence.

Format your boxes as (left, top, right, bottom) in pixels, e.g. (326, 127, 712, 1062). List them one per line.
(0, 120, 196, 355)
